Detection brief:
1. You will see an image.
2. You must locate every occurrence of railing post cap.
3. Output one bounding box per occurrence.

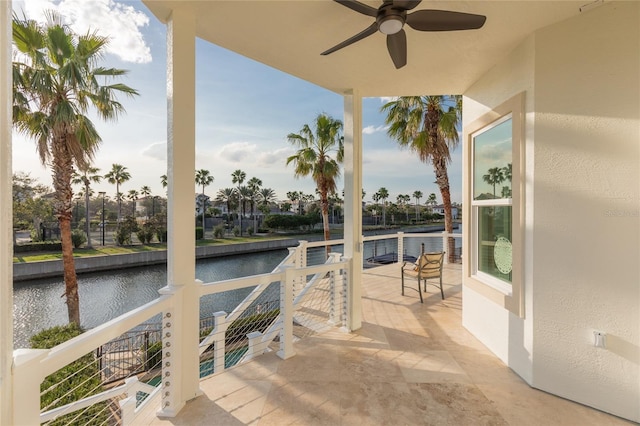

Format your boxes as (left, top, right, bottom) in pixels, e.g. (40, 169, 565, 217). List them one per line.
(13, 348, 48, 367)
(213, 311, 227, 318)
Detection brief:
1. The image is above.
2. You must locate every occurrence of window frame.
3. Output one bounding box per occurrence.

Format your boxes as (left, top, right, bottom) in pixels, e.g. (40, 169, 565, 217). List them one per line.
(464, 92, 525, 317)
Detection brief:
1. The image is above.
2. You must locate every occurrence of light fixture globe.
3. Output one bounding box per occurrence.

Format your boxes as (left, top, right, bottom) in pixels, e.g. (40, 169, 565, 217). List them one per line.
(378, 15, 404, 34)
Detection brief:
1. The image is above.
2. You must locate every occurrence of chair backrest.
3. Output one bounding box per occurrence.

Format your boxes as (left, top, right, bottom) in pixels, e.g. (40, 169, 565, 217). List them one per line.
(414, 251, 444, 278)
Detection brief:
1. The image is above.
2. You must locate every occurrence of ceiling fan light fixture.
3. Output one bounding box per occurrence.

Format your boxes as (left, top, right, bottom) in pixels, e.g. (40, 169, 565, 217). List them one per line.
(379, 16, 403, 34)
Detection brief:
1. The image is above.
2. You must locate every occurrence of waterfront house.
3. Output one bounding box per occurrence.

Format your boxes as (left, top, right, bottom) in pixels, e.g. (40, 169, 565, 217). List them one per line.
(0, 1, 637, 424)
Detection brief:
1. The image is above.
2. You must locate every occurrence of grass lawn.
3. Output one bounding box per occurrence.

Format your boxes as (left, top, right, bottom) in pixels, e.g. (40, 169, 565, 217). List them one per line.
(13, 235, 292, 263)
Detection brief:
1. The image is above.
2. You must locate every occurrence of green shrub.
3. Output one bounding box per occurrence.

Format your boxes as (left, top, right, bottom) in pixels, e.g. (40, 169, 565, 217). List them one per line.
(13, 241, 62, 253)
(213, 224, 225, 239)
(136, 222, 155, 244)
(71, 229, 87, 248)
(247, 227, 254, 236)
(145, 341, 163, 370)
(115, 216, 138, 246)
(30, 324, 107, 426)
(156, 229, 168, 243)
(195, 226, 204, 240)
(232, 226, 240, 237)
(225, 309, 280, 345)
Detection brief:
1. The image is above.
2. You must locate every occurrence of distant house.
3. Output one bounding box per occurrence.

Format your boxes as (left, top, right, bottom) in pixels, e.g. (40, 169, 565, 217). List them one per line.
(432, 204, 458, 220)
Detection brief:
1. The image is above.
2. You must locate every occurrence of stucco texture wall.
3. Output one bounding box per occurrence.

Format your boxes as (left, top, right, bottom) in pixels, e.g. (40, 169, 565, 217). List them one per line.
(462, 1, 639, 422)
(532, 2, 639, 421)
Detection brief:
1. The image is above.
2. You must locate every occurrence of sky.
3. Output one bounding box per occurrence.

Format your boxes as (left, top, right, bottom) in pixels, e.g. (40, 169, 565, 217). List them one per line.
(11, 0, 463, 206)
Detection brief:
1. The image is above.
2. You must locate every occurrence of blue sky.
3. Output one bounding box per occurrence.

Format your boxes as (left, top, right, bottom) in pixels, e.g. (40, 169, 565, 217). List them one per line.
(11, 0, 462, 205)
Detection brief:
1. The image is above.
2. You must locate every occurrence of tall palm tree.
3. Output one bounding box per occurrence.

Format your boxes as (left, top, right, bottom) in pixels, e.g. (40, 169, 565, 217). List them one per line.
(160, 174, 167, 189)
(383, 96, 460, 260)
(412, 190, 423, 221)
(195, 169, 214, 231)
(231, 169, 246, 235)
(287, 113, 343, 246)
(238, 186, 252, 219)
(216, 187, 237, 234)
(397, 194, 411, 222)
(427, 193, 437, 211)
(140, 185, 151, 218)
(104, 164, 131, 224)
(483, 167, 505, 198)
(72, 167, 101, 249)
(375, 187, 389, 227)
(247, 177, 262, 234)
(259, 187, 277, 210)
(127, 189, 139, 216)
(12, 13, 138, 325)
(287, 190, 301, 214)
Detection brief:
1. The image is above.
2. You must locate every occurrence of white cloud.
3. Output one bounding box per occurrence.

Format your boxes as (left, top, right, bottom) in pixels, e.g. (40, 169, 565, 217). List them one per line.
(378, 97, 398, 104)
(16, 0, 151, 63)
(257, 147, 292, 166)
(219, 141, 256, 163)
(141, 142, 166, 161)
(362, 125, 388, 135)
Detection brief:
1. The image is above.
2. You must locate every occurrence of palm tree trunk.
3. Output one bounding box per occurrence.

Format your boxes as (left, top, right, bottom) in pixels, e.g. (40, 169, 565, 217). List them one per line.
(433, 156, 456, 263)
(52, 141, 81, 326)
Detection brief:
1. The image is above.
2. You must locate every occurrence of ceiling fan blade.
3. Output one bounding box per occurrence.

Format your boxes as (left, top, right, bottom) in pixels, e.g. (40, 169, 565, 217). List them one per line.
(387, 30, 407, 69)
(321, 22, 378, 56)
(406, 9, 486, 31)
(333, 0, 378, 17)
(392, 0, 422, 11)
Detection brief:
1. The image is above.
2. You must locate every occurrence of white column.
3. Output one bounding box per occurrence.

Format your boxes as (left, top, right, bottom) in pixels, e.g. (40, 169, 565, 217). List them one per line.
(0, 2, 13, 424)
(343, 90, 363, 331)
(159, 6, 200, 417)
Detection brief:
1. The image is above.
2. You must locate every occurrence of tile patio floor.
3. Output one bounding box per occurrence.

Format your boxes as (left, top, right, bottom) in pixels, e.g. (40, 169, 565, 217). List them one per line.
(137, 263, 633, 425)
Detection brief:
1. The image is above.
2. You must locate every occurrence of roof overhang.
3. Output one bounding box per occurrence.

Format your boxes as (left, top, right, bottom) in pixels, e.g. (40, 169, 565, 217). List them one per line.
(142, 0, 585, 96)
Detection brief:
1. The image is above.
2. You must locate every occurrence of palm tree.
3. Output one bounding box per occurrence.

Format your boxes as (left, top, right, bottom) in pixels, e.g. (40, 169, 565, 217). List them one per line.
(287, 191, 301, 214)
(160, 174, 167, 189)
(287, 113, 343, 246)
(412, 190, 423, 221)
(259, 187, 277, 210)
(140, 185, 151, 217)
(12, 13, 138, 325)
(195, 169, 214, 232)
(231, 169, 246, 235)
(71, 167, 101, 249)
(483, 167, 505, 198)
(376, 187, 389, 227)
(427, 193, 437, 211)
(247, 177, 262, 234)
(127, 189, 139, 216)
(383, 96, 460, 260)
(238, 186, 252, 219)
(104, 164, 131, 224)
(397, 194, 411, 222)
(216, 187, 237, 234)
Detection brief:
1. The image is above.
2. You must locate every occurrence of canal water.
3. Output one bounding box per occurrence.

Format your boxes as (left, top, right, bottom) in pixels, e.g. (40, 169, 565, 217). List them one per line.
(13, 230, 459, 348)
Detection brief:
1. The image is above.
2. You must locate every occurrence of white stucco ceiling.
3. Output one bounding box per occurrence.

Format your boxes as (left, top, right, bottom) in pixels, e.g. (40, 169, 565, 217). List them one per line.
(142, 0, 585, 96)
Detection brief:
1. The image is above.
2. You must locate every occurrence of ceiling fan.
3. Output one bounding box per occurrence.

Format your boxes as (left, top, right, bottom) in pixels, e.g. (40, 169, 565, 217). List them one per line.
(321, 0, 487, 69)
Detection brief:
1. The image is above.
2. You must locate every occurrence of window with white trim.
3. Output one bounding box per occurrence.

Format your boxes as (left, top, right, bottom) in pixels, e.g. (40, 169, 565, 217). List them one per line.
(464, 92, 524, 316)
(471, 116, 513, 294)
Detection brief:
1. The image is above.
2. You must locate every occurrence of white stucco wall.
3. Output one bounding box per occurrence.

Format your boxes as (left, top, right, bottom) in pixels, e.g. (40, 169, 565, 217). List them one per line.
(531, 2, 639, 420)
(462, 2, 639, 422)
(462, 35, 536, 384)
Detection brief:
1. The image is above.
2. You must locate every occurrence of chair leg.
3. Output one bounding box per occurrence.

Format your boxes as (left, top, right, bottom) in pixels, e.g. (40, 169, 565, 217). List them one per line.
(439, 276, 445, 300)
(401, 273, 405, 296)
(417, 279, 423, 303)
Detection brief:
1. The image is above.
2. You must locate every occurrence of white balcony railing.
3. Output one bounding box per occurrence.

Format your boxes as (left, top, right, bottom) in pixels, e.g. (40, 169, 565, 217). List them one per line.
(12, 231, 459, 425)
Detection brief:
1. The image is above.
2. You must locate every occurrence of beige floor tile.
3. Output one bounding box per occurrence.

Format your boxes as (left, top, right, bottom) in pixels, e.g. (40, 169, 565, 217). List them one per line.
(136, 264, 630, 426)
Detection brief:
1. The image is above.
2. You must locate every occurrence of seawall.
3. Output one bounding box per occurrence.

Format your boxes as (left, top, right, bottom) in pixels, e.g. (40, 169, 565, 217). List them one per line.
(13, 238, 298, 282)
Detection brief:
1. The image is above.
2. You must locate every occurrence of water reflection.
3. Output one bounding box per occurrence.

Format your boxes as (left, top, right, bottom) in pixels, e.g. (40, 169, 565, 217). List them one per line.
(13, 250, 287, 348)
